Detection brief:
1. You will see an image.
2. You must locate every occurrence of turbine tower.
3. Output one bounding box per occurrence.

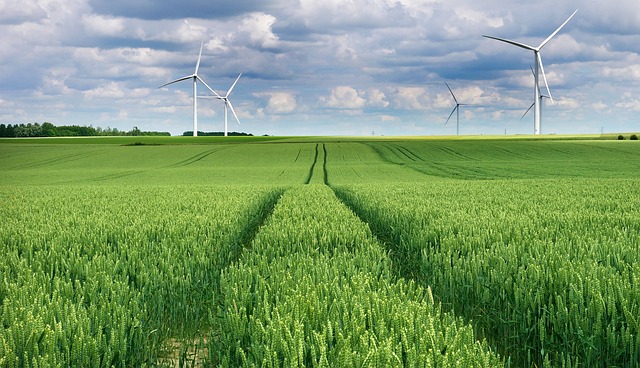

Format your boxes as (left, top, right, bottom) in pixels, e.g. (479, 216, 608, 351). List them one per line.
(483, 9, 578, 135)
(444, 82, 468, 136)
(159, 41, 216, 137)
(200, 74, 242, 137)
(521, 66, 550, 122)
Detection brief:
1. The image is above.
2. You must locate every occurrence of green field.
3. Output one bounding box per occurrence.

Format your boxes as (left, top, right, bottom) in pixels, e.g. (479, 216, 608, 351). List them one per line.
(1, 136, 639, 367)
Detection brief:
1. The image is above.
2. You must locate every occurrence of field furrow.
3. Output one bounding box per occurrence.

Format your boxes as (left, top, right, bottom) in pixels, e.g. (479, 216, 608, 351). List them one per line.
(166, 146, 228, 167)
(212, 185, 503, 367)
(334, 180, 640, 367)
(0, 185, 284, 366)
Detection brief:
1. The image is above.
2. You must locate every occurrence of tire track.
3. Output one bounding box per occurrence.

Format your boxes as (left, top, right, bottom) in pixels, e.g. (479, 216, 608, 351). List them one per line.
(434, 144, 476, 160)
(322, 143, 329, 185)
(396, 145, 424, 161)
(20, 150, 105, 169)
(166, 147, 227, 168)
(304, 143, 319, 184)
(90, 170, 145, 182)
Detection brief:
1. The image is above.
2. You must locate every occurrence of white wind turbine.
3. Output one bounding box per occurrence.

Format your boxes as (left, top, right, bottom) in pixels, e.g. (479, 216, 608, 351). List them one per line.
(159, 40, 216, 137)
(444, 82, 469, 136)
(200, 73, 242, 137)
(483, 9, 578, 135)
(521, 66, 550, 121)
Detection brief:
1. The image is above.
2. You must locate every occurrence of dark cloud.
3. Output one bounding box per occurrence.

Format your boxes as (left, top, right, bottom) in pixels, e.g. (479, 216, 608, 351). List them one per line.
(88, 0, 277, 20)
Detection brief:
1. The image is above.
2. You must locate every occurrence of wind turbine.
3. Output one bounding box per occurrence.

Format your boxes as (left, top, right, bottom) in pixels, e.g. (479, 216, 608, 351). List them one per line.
(200, 73, 242, 137)
(159, 40, 216, 137)
(444, 82, 469, 136)
(521, 66, 550, 122)
(483, 9, 578, 135)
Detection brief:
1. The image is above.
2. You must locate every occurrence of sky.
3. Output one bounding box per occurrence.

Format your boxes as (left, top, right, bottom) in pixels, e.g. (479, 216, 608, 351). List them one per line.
(1, 0, 640, 136)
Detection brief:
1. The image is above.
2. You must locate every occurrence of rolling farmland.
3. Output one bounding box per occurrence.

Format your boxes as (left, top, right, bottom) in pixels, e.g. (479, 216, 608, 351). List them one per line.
(1, 136, 639, 367)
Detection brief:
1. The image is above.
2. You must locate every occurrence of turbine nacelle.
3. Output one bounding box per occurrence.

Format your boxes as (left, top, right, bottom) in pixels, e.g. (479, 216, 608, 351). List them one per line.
(444, 82, 469, 135)
(158, 40, 216, 137)
(483, 9, 578, 135)
(199, 73, 243, 136)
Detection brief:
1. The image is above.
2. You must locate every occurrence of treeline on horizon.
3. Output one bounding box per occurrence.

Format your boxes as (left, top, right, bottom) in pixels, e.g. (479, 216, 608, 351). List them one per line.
(0, 122, 170, 137)
(182, 131, 254, 137)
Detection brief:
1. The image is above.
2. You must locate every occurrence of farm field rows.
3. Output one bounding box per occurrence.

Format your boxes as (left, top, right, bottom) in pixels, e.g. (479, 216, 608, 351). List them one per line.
(1, 137, 639, 366)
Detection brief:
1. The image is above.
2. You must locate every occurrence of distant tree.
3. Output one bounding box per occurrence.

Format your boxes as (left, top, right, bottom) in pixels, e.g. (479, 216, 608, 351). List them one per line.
(13, 124, 27, 137)
(128, 126, 141, 136)
(5, 124, 15, 137)
(41, 122, 56, 137)
(183, 131, 253, 136)
(618, 135, 625, 140)
(631, 134, 638, 140)
(0, 122, 171, 137)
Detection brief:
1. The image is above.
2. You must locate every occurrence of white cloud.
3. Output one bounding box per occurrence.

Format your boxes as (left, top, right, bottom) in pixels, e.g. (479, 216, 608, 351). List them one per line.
(365, 88, 389, 108)
(615, 97, 640, 111)
(82, 14, 125, 36)
(322, 86, 366, 109)
(256, 91, 297, 114)
(391, 87, 429, 110)
(334, 35, 358, 62)
(380, 115, 398, 122)
(152, 106, 178, 113)
(591, 101, 608, 111)
(455, 8, 508, 29)
(83, 82, 126, 100)
(0, 0, 46, 23)
(237, 12, 279, 49)
(555, 97, 580, 109)
(602, 64, 640, 82)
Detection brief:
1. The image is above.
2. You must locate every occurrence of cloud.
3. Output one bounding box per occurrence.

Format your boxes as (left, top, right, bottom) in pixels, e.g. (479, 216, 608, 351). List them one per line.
(0, 0, 638, 136)
(295, 0, 413, 32)
(237, 13, 280, 49)
(82, 14, 125, 36)
(390, 87, 430, 110)
(591, 101, 608, 111)
(365, 88, 389, 108)
(0, 1, 47, 24)
(322, 86, 366, 109)
(87, 0, 276, 20)
(83, 82, 126, 100)
(602, 64, 640, 82)
(255, 91, 297, 114)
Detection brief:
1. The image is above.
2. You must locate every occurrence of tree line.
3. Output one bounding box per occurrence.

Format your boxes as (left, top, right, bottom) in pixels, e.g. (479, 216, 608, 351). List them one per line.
(0, 122, 170, 137)
(181, 131, 254, 136)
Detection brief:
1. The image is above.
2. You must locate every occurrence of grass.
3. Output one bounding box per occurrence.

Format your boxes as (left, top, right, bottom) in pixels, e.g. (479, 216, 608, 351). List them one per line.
(1, 134, 639, 366)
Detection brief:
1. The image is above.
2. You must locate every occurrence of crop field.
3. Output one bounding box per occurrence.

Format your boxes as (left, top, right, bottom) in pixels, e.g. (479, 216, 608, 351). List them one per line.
(1, 136, 639, 367)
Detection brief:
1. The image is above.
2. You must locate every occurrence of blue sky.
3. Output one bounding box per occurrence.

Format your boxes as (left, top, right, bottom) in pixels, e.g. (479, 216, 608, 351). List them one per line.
(1, 0, 639, 136)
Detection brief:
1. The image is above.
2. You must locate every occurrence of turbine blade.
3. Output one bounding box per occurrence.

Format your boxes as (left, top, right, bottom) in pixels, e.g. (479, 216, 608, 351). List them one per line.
(196, 76, 222, 98)
(195, 39, 204, 74)
(445, 106, 457, 126)
(444, 82, 458, 104)
(521, 102, 535, 120)
(158, 75, 194, 88)
(227, 100, 240, 124)
(539, 9, 579, 50)
(226, 73, 242, 97)
(483, 35, 535, 51)
(537, 54, 553, 103)
(529, 65, 542, 95)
